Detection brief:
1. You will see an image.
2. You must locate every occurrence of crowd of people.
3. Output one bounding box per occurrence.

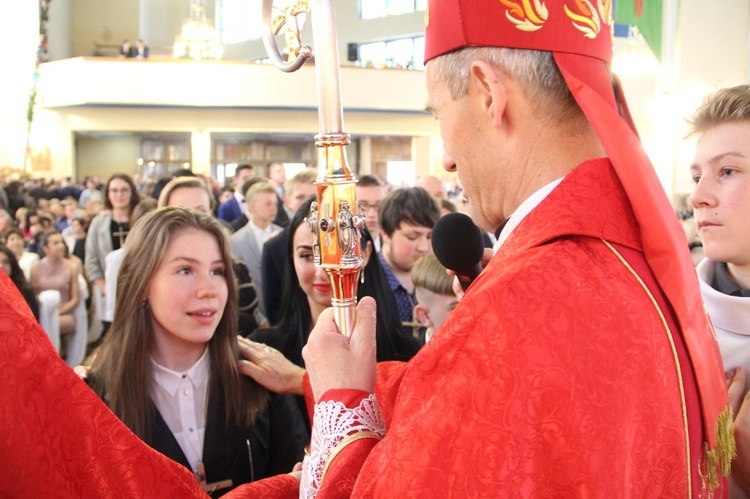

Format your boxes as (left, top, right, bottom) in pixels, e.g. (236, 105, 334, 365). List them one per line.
(1, 0, 749, 495)
(0, 163, 463, 495)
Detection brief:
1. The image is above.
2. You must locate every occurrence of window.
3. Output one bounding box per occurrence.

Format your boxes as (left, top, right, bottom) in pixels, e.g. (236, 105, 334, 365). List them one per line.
(218, 0, 262, 44)
(359, 36, 425, 70)
(140, 138, 191, 180)
(360, 0, 426, 19)
(386, 161, 416, 188)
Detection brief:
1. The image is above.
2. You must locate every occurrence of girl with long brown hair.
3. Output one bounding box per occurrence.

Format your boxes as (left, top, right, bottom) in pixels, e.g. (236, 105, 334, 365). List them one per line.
(88, 207, 304, 497)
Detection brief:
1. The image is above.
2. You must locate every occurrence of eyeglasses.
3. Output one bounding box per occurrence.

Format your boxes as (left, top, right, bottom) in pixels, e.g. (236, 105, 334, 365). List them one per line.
(108, 188, 131, 194)
(360, 203, 380, 212)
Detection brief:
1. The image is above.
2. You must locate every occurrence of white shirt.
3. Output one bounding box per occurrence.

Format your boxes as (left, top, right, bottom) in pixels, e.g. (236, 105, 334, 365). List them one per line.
(494, 177, 565, 252)
(697, 258, 750, 387)
(151, 348, 210, 474)
(249, 221, 277, 255)
(104, 248, 124, 322)
(18, 251, 39, 281)
(235, 191, 249, 216)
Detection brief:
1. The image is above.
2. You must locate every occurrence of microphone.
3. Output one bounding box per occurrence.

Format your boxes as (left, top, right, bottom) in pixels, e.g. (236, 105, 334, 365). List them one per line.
(431, 212, 485, 291)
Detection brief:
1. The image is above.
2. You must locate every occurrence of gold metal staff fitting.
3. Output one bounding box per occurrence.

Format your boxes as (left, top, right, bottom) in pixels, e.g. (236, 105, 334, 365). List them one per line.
(262, 0, 365, 336)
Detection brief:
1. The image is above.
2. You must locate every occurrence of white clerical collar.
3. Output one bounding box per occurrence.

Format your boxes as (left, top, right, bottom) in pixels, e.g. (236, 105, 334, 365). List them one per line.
(494, 177, 565, 252)
(152, 347, 210, 396)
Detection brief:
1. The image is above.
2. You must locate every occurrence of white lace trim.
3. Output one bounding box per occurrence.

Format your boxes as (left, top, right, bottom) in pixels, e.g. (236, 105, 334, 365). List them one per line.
(300, 394, 385, 498)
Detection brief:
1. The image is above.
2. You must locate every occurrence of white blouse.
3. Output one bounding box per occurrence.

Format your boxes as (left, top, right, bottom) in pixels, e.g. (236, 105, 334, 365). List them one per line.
(151, 348, 210, 473)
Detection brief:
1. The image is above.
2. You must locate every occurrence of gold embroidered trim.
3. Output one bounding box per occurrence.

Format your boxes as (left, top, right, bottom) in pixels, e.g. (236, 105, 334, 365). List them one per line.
(705, 406, 736, 490)
(602, 240, 691, 498)
(320, 431, 382, 483)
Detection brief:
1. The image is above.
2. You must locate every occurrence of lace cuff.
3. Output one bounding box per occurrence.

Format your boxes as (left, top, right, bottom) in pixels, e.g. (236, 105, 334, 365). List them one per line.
(300, 394, 385, 498)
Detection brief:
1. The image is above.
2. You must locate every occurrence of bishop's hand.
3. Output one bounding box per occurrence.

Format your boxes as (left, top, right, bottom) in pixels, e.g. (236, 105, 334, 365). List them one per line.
(302, 297, 377, 402)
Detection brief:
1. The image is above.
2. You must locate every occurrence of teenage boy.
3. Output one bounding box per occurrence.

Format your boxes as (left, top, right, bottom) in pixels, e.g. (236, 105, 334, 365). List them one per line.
(378, 186, 440, 337)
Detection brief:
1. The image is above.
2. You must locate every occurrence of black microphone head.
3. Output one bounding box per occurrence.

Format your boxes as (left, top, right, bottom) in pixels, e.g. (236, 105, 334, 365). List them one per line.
(431, 212, 485, 272)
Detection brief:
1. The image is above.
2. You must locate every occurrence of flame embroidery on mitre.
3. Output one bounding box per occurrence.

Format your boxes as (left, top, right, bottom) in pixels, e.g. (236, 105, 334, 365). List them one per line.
(597, 0, 613, 27)
(564, 0, 601, 39)
(498, 0, 549, 32)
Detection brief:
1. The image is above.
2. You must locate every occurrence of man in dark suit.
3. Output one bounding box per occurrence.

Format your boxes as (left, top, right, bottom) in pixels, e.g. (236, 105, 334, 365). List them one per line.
(218, 164, 254, 223)
(268, 162, 290, 228)
(133, 39, 149, 59)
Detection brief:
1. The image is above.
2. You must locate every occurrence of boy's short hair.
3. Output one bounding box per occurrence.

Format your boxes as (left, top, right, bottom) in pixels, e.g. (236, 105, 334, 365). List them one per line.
(241, 177, 268, 199)
(236, 164, 254, 175)
(357, 174, 383, 188)
(245, 181, 277, 201)
(379, 187, 440, 237)
(688, 84, 750, 136)
(284, 168, 317, 194)
(412, 254, 453, 296)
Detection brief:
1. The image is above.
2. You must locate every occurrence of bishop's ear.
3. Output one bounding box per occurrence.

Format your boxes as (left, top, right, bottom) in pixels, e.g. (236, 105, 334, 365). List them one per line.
(469, 60, 508, 128)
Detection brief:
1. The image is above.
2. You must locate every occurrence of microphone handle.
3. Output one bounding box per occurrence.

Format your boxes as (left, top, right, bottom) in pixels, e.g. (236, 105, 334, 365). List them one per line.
(456, 263, 483, 292)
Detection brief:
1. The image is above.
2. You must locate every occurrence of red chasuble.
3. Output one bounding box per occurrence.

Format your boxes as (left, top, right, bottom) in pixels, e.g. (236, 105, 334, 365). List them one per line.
(0, 270, 298, 498)
(307, 159, 719, 498)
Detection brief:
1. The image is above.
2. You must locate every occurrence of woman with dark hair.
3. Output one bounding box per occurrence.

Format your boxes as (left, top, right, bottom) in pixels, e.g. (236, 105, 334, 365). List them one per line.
(245, 198, 421, 427)
(84, 173, 140, 298)
(0, 244, 39, 319)
(3, 227, 39, 280)
(253, 197, 420, 365)
(87, 207, 305, 497)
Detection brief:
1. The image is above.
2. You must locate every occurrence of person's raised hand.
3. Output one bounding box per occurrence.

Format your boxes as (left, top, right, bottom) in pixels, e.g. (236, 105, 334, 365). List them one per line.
(73, 364, 90, 379)
(238, 337, 306, 395)
(302, 297, 377, 402)
(288, 462, 303, 482)
(449, 247, 494, 300)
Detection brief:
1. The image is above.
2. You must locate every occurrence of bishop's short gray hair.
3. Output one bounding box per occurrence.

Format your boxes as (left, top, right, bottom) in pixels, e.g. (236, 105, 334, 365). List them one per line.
(430, 47, 583, 125)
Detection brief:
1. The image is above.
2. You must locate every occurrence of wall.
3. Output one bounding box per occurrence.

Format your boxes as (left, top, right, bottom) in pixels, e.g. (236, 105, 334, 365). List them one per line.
(38, 106, 441, 180)
(70, 0, 139, 57)
(38, 58, 428, 112)
(29, 0, 750, 194)
(0, 1, 39, 171)
(75, 135, 142, 180)
(48, 0, 73, 60)
(225, 3, 425, 62)
(670, 0, 749, 196)
(52, 0, 425, 62)
(138, 0, 193, 50)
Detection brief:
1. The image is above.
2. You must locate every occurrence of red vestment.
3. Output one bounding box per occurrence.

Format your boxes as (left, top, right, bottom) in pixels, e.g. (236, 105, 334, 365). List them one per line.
(0, 270, 298, 498)
(301, 159, 721, 497)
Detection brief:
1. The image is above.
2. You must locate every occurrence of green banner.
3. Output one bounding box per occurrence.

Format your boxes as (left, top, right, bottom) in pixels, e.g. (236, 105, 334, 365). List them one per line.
(615, 0, 663, 61)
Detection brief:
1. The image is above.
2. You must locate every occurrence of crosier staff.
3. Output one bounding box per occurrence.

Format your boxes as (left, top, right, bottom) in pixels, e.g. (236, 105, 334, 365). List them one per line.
(262, 0, 364, 337)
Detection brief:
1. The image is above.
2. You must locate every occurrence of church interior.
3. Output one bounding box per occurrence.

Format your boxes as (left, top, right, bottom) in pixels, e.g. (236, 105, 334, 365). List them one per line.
(0, 0, 748, 199)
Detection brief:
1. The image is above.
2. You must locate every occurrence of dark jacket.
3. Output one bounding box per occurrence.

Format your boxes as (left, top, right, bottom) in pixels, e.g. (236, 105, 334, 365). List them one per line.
(146, 386, 306, 498)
